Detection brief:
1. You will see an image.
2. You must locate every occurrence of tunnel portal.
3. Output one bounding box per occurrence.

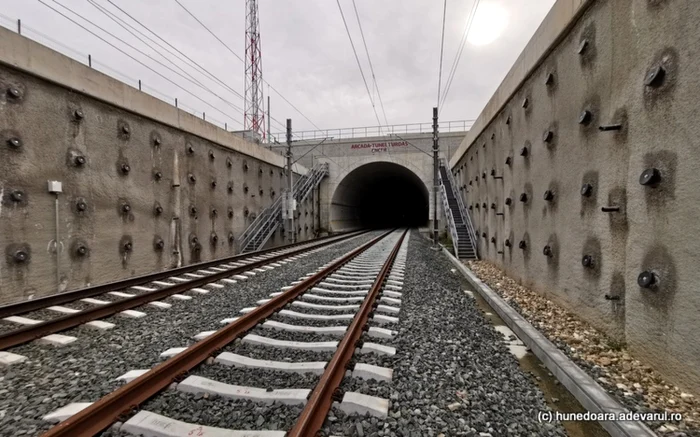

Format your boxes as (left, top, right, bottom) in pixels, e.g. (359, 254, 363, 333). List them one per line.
(330, 162, 429, 230)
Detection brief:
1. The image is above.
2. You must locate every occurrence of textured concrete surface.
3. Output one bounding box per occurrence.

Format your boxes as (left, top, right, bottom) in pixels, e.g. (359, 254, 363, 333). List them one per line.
(0, 30, 316, 304)
(0, 25, 302, 172)
(449, 0, 592, 167)
(270, 132, 466, 233)
(272, 131, 466, 170)
(450, 0, 700, 394)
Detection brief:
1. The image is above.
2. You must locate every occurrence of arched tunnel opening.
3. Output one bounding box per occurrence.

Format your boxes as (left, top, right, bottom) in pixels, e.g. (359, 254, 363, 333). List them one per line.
(330, 162, 429, 230)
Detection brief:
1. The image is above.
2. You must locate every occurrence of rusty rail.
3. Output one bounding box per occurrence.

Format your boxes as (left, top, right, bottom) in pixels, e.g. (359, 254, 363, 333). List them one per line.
(0, 230, 365, 319)
(288, 228, 407, 436)
(0, 231, 367, 351)
(40, 230, 394, 437)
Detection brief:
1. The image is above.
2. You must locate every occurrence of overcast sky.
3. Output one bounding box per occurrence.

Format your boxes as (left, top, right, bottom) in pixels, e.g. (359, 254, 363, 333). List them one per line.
(1, 0, 555, 136)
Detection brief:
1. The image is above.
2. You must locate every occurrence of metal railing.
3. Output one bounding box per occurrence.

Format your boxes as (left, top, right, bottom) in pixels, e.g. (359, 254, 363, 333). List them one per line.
(438, 174, 461, 257)
(441, 158, 478, 257)
(295, 163, 328, 204)
(272, 120, 474, 142)
(238, 195, 283, 252)
(238, 163, 329, 253)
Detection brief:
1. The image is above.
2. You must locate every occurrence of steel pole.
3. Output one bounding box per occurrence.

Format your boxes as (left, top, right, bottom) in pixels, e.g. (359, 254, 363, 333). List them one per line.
(432, 107, 439, 246)
(55, 194, 60, 293)
(286, 119, 295, 243)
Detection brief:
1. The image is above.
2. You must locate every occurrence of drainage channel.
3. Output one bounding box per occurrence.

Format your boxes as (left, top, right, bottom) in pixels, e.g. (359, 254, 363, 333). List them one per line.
(462, 278, 609, 437)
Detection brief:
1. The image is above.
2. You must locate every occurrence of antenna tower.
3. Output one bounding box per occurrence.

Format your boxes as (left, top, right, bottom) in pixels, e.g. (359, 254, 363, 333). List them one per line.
(244, 0, 265, 140)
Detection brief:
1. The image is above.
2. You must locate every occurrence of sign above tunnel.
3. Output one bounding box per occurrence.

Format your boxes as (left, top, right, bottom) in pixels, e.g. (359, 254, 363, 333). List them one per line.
(350, 140, 408, 153)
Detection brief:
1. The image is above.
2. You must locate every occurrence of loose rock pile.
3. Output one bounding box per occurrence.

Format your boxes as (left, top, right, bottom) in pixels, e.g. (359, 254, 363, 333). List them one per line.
(468, 260, 700, 436)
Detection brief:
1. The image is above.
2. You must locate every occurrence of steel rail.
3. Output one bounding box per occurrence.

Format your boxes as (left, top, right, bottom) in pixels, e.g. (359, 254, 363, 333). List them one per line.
(0, 231, 367, 351)
(40, 229, 395, 437)
(0, 230, 365, 319)
(289, 228, 407, 436)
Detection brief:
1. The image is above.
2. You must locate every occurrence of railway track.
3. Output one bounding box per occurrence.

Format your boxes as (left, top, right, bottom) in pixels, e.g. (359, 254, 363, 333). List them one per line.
(0, 231, 367, 353)
(39, 228, 408, 437)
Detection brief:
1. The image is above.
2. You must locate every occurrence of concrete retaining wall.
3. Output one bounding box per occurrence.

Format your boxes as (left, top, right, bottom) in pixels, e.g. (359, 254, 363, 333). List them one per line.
(0, 27, 314, 305)
(450, 0, 700, 394)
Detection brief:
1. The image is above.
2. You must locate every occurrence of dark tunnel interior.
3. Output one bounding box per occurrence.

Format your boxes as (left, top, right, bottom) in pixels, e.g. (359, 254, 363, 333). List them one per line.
(330, 162, 429, 229)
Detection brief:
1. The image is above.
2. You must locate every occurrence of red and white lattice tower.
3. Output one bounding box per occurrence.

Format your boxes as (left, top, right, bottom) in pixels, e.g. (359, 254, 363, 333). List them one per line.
(244, 0, 265, 140)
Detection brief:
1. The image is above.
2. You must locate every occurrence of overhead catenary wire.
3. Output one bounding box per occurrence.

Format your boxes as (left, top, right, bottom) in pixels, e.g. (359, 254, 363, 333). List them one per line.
(390, 133, 434, 158)
(173, 0, 322, 132)
(440, 0, 479, 108)
(436, 0, 447, 108)
(292, 138, 329, 165)
(440, 0, 480, 115)
(336, 0, 383, 130)
(441, 0, 479, 106)
(37, 0, 245, 127)
(351, 0, 389, 126)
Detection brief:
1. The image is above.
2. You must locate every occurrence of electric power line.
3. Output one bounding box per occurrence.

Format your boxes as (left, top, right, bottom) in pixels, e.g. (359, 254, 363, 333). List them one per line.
(87, 0, 246, 116)
(440, 0, 480, 115)
(173, 0, 322, 131)
(336, 0, 383, 130)
(46, 0, 245, 120)
(102, 0, 245, 101)
(86, 0, 213, 99)
(37, 0, 244, 127)
(1, 12, 229, 129)
(173, 0, 244, 63)
(436, 0, 447, 107)
(351, 0, 389, 126)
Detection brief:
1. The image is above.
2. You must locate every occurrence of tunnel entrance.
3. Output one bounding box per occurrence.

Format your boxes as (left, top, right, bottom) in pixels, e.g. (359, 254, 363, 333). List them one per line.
(330, 162, 429, 230)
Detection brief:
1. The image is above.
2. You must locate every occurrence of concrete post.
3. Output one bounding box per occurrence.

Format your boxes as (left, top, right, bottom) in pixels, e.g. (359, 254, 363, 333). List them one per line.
(432, 107, 439, 245)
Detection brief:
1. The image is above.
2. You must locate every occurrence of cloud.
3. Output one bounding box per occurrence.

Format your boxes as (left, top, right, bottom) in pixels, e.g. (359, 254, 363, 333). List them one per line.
(2, 0, 555, 133)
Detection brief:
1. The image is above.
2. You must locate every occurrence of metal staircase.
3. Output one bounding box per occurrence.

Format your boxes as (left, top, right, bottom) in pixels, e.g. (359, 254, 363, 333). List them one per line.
(438, 158, 478, 259)
(238, 163, 329, 253)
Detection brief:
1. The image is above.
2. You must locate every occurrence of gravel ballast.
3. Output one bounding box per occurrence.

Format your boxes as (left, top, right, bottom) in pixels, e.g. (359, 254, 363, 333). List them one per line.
(0, 231, 381, 437)
(101, 390, 304, 436)
(4, 230, 577, 437)
(322, 231, 566, 437)
(468, 259, 700, 436)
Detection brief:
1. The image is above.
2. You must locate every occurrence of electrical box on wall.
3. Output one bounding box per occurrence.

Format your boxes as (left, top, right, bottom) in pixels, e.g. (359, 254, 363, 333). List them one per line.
(47, 180, 62, 193)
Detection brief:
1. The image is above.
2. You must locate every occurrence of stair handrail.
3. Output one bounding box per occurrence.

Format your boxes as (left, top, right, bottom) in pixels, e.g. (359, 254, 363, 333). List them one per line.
(239, 162, 329, 253)
(440, 157, 478, 258)
(295, 163, 328, 204)
(438, 171, 460, 256)
(249, 220, 280, 252)
(238, 194, 283, 251)
(240, 168, 311, 250)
